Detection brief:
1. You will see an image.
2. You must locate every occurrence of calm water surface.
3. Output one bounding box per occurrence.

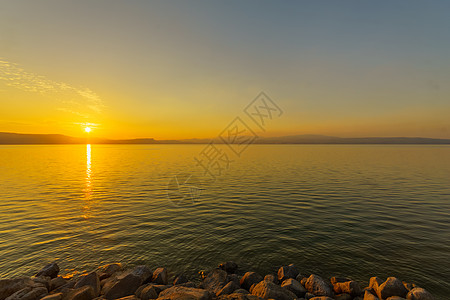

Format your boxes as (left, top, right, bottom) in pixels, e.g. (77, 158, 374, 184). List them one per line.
(0, 145, 449, 298)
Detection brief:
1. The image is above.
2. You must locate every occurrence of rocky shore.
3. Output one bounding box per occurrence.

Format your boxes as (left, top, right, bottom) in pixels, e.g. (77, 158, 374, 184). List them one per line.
(0, 262, 434, 300)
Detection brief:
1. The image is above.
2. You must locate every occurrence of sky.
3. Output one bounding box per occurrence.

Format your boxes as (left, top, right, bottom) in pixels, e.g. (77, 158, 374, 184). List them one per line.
(1, 0, 449, 139)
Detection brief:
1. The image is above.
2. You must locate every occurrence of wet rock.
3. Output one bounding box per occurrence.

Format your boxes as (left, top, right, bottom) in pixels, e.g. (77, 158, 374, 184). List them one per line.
(50, 277, 68, 291)
(65, 286, 96, 300)
(304, 274, 333, 297)
(218, 293, 263, 300)
(309, 297, 334, 300)
(176, 282, 197, 288)
(301, 277, 308, 287)
(36, 263, 60, 279)
(277, 264, 299, 282)
(5, 286, 47, 300)
(102, 273, 142, 300)
(364, 290, 380, 300)
(217, 281, 240, 297)
(369, 277, 383, 295)
(151, 268, 168, 285)
(31, 277, 50, 290)
(41, 293, 63, 300)
(330, 277, 351, 285)
(280, 278, 306, 298)
(240, 272, 263, 291)
(334, 293, 352, 300)
(377, 277, 408, 299)
(332, 280, 361, 297)
(157, 286, 212, 300)
(304, 292, 314, 300)
(386, 297, 406, 300)
(296, 274, 305, 283)
(251, 280, 297, 300)
(406, 287, 434, 300)
(173, 274, 188, 285)
(233, 289, 249, 294)
(97, 264, 122, 281)
(263, 275, 277, 284)
(0, 278, 35, 300)
(115, 296, 138, 300)
(131, 266, 153, 284)
(135, 284, 157, 300)
(227, 274, 240, 286)
(74, 272, 100, 297)
(202, 269, 228, 295)
(219, 262, 238, 274)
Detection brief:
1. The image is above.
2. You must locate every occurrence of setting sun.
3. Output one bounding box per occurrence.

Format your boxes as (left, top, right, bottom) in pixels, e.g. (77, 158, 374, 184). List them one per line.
(84, 127, 91, 133)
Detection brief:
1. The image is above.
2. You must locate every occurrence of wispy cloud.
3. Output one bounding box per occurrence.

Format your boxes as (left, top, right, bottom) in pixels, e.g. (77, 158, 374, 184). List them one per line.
(0, 58, 105, 117)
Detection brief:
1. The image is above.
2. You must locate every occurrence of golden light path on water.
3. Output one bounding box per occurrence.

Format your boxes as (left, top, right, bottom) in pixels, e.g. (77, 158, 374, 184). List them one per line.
(82, 144, 92, 219)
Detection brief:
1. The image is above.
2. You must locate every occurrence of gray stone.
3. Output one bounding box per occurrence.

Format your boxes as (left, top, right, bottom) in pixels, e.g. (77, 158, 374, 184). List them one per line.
(305, 274, 333, 297)
(131, 266, 153, 284)
(240, 272, 263, 291)
(151, 268, 168, 285)
(203, 269, 228, 295)
(218, 262, 238, 274)
(36, 263, 60, 279)
(5, 287, 47, 300)
(0, 278, 35, 300)
(251, 280, 296, 300)
(74, 272, 100, 297)
(157, 286, 212, 300)
(406, 287, 434, 300)
(50, 277, 68, 291)
(377, 277, 408, 300)
(277, 264, 299, 282)
(216, 282, 240, 297)
(281, 278, 306, 297)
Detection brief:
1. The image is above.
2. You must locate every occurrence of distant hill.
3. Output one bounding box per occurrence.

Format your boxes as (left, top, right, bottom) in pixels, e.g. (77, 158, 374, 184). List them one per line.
(1, 132, 449, 145)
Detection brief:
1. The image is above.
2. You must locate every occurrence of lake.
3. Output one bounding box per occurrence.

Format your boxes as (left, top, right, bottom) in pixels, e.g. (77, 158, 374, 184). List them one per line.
(0, 144, 449, 298)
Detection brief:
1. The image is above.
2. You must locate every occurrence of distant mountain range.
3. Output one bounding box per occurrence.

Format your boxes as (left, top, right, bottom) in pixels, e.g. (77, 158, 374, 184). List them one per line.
(1, 132, 450, 145)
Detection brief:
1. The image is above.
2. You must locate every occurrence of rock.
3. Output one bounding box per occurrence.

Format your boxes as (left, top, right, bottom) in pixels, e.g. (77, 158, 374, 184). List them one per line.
(177, 282, 197, 288)
(406, 287, 434, 300)
(1, 278, 35, 300)
(74, 272, 100, 297)
(157, 286, 212, 300)
(309, 297, 334, 300)
(240, 272, 263, 291)
(304, 274, 333, 297)
(218, 293, 263, 300)
(202, 269, 228, 294)
(233, 289, 249, 294)
(386, 297, 406, 300)
(280, 278, 306, 298)
(251, 280, 297, 300)
(5, 287, 47, 300)
(151, 268, 168, 285)
(335, 294, 352, 300)
(52, 281, 76, 294)
(103, 273, 142, 300)
(31, 277, 50, 290)
(227, 274, 240, 286)
(50, 277, 68, 291)
(65, 286, 96, 300)
(263, 275, 277, 284)
(296, 274, 305, 283)
(330, 277, 351, 285)
(173, 274, 188, 285)
(41, 293, 63, 300)
(377, 277, 408, 300)
(301, 277, 308, 287)
(369, 277, 383, 295)
(332, 280, 361, 297)
(364, 290, 380, 300)
(115, 296, 138, 300)
(304, 292, 314, 300)
(219, 262, 238, 274)
(217, 282, 240, 297)
(97, 264, 122, 281)
(36, 263, 60, 279)
(131, 266, 153, 284)
(136, 284, 158, 300)
(277, 264, 299, 282)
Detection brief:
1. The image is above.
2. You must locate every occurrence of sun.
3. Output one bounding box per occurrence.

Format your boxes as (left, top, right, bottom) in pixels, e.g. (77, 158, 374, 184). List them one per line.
(84, 127, 91, 133)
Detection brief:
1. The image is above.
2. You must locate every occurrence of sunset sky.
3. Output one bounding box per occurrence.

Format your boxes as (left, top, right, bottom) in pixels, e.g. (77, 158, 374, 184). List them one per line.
(1, 1, 449, 139)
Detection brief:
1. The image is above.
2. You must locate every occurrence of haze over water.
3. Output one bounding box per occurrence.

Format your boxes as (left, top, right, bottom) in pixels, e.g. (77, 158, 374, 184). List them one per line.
(1, 144, 449, 298)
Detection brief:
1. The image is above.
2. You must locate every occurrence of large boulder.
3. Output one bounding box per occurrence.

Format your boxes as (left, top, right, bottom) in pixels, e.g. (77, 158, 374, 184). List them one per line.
(97, 264, 122, 280)
(172, 274, 188, 286)
(377, 277, 408, 300)
(203, 269, 228, 295)
(131, 266, 153, 284)
(364, 290, 380, 300)
(251, 280, 296, 300)
(50, 277, 67, 292)
(369, 277, 384, 295)
(36, 263, 60, 279)
(151, 268, 168, 285)
(157, 286, 212, 300)
(277, 264, 299, 282)
(216, 282, 240, 297)
(102, 273, 142, 300)
(280, 278, 306, 297)
(135, 284, 158, 300)
(218, 262, 238, 274)
(331, 279, 361, 297)
(406, 287, 434, 300)
(240, 273, 263, 291)
(263, 275, 276, 284)
(0, 278, 35, 300)
(335, 293, 352, 300)
(74, 272, 100, 297)
(65, 286, 96, 300)
(5, 286, 47, 300)
(305, 274, 333, 297)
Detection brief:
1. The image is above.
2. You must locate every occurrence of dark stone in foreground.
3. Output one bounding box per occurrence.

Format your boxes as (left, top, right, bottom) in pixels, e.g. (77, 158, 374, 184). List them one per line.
(277, 264, 299, 282)
(406, 287, 434, 300)
(377, 277, 408, 299)
(74, 272, 100, 297)
(158, 286, 212, 300)
(203, 269, 228, 294)
(251, 280, 296, 300)
(240, 273, 263, 291)
(36, 263, 60, 279)
(305, 274, 333, 297)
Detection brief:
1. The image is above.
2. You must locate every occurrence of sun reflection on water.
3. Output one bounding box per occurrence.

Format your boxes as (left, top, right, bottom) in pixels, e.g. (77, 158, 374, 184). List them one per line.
(82, 144, 92, 219)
